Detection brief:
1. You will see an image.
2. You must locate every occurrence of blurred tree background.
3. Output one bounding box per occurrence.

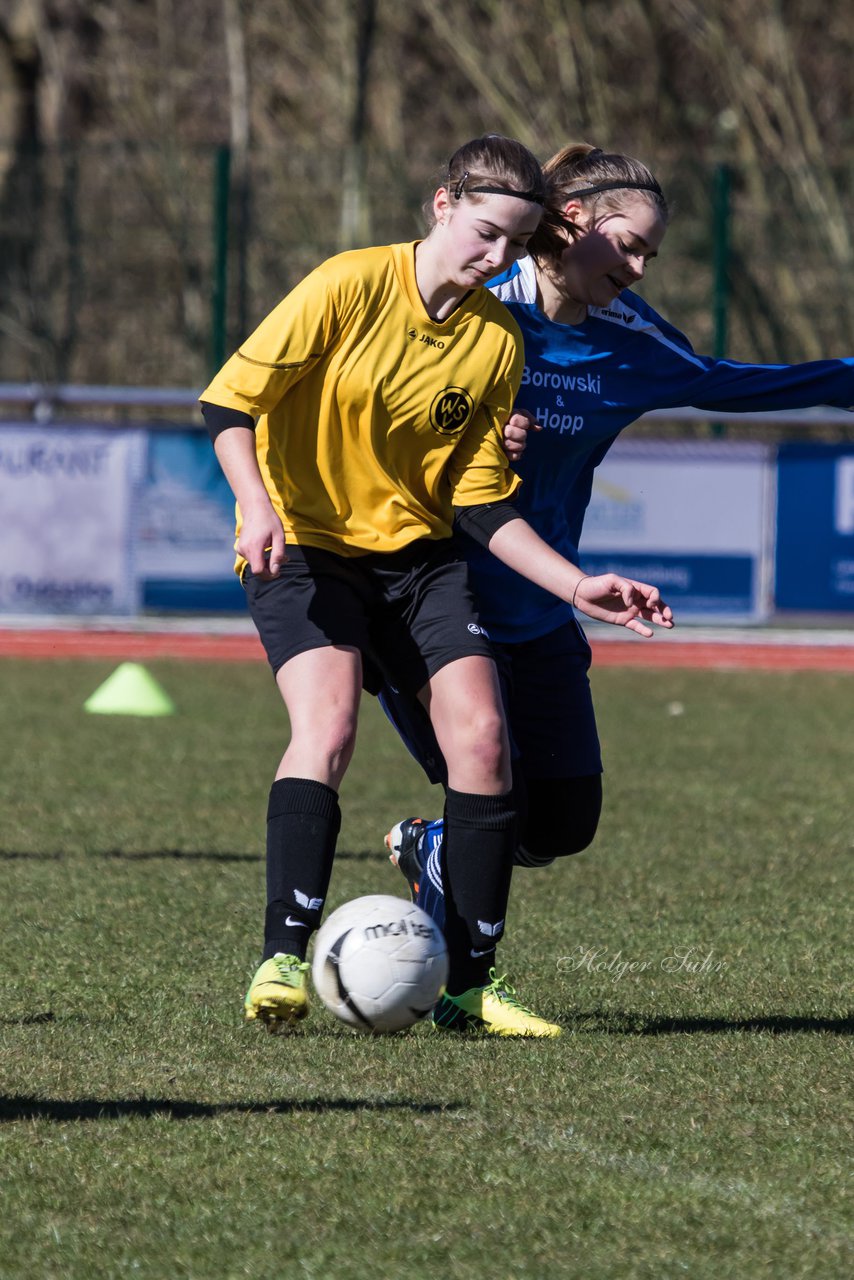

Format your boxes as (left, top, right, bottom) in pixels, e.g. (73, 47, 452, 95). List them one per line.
(0, 0, 851, 391)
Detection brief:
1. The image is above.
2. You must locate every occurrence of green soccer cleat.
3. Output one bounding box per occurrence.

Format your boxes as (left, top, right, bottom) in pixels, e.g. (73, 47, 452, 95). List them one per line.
(432, 968, 562, 1038)
(244, 954, 310, 1032)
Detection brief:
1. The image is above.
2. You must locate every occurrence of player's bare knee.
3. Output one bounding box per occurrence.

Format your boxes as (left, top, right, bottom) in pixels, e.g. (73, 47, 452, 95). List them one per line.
(466, 710, 508, 777)
(290, 712, 358, 776)
(324, 719, 358, 774)
(443, 734, 509, 794)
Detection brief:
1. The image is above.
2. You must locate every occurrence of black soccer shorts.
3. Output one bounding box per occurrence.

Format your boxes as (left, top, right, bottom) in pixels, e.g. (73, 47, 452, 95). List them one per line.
(242, 538, 494, 694)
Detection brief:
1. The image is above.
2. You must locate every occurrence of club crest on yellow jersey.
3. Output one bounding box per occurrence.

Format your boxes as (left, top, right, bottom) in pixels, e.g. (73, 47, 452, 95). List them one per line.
(430, 387, 474, 435)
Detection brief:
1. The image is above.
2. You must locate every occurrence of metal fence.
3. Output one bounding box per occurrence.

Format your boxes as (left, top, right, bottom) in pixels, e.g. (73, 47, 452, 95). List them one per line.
(0, 143, 852, 393)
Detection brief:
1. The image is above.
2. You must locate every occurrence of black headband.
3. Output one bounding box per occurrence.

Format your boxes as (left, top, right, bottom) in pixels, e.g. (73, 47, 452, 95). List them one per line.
(452, 171, 545, 205)
(564, 179, 663, 200)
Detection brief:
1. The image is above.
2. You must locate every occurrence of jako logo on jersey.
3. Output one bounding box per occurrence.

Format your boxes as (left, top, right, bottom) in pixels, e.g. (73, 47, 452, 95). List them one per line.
(430, 387, 474, 435)
(467, 622, 489, 637)
(407, 326, 445, 349)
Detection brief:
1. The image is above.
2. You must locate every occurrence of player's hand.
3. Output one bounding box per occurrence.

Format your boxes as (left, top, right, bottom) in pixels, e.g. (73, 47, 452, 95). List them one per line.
(572, 574, 674, 637)
(236, 501, 288, 579)
(502, 409, 541, 462)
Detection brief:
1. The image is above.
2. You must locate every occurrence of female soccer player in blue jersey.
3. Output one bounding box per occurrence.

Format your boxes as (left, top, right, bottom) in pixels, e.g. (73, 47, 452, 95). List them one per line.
(201, 136, 673, 1039)
(383, 142, 854, 926)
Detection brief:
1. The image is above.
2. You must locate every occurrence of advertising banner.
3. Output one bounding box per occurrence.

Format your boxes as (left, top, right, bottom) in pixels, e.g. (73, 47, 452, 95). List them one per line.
(0, 423, 145, 616)
(4, 424, 849, 621)
(135, 429, 244, 611)
(579, 439, 774, 619)
(775, 443, 854, 612)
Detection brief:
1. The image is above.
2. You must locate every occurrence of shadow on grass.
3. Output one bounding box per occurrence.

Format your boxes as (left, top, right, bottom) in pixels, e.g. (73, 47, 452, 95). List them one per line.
(97, 847, 380, 862)
(0, 847, 380, 862)
(0, 849, 261, 862)
(572, 1012, 854, 1036)
(0, 1095, 461, 1123)
(1, 1011, 58, 1025)
(0, 850, 64, 860)
(100, 849, 260, 861)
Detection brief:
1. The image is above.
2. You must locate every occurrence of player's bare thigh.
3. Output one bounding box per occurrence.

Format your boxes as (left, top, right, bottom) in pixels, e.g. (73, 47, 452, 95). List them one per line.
(420, 654, 511, 794)
(274, 644, 363, 788)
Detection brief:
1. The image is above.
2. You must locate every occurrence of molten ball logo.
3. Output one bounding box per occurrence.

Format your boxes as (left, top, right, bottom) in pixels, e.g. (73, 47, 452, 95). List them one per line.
(430, 387, 474, 435)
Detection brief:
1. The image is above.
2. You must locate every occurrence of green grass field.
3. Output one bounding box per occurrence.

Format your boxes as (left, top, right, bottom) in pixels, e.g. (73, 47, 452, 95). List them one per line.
(1, 657, 852, 1279)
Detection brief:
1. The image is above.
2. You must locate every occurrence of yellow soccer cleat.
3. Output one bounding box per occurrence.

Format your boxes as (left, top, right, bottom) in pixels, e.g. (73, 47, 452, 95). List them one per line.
(244, 954, 310, 1032)
(432, 968, 561, 1038)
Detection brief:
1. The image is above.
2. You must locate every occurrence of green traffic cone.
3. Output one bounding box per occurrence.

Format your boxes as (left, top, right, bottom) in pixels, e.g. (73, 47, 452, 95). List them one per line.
(84, 662, 176, 717)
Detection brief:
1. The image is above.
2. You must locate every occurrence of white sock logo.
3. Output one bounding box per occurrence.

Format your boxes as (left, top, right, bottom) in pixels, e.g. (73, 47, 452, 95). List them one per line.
(294, 889, 324, 911)
(477, 918, 505, 937)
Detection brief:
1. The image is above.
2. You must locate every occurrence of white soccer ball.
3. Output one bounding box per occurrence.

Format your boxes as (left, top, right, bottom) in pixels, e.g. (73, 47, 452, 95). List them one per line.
(311, 894, 448, 1033)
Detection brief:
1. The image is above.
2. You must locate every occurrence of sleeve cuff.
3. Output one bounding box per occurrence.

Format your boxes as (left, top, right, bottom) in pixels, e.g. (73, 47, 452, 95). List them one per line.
(452, 500, 521, 548)
(200, 401, 256, 441)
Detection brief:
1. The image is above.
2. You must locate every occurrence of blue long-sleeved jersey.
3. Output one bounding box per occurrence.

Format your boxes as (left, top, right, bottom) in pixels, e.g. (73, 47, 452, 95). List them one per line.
(463, 257, 854, 642)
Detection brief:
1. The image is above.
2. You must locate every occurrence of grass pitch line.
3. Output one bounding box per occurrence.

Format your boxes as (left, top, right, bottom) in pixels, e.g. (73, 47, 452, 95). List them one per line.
(557, 1128, 849, 1245)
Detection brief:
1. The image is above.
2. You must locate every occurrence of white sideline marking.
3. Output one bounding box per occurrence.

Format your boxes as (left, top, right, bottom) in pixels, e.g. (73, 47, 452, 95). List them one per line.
(554, 1128, 850, 1246)
(587, 625, 854, 649)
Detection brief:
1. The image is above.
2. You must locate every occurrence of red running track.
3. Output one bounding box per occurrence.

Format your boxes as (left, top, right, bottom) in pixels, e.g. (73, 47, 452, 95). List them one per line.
(1, 628, 853, 671)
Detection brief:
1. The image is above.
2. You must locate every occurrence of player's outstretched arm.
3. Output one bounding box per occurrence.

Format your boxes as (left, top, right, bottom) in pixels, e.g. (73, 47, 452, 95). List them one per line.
(487, 517, 674, 637)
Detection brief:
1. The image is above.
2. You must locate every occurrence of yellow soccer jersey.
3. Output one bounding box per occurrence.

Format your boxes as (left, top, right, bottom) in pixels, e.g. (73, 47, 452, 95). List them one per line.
(200, 241, 523, 566)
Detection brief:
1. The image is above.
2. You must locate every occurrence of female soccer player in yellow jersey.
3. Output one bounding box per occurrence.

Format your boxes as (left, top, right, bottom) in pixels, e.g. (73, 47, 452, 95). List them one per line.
(200, 134, 674, 1038)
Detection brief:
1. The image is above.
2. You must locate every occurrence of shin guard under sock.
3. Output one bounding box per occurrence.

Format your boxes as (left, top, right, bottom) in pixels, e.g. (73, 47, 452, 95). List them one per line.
(263, 777, 341, 960)
(441, 788, 516, 995)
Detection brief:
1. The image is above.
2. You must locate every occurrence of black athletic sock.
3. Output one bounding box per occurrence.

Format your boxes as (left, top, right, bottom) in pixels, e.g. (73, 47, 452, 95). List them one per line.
(263, 777, 341, 961)
(441, 788, 516, 995)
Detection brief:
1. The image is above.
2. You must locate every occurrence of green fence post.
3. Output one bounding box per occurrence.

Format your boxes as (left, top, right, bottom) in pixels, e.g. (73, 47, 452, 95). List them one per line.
(712, 163, 732, 357)
(711, 163, 731, 436)
(210, 144, 231, 376)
